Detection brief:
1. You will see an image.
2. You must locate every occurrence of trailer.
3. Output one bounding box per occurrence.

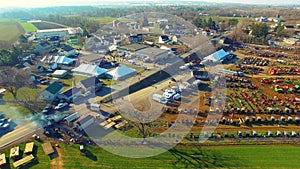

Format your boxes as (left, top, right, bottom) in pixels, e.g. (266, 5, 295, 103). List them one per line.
(152, 94, 168, 104)
(217, 68, 244, 77)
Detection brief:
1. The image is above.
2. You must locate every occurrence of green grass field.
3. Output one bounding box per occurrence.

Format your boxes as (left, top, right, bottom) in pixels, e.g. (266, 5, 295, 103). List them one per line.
(19, 22, 38, 32)
(1, 141, 300, 168)
(89, 17, 116, 24)
(0, 18, 25, 47)
(61, 144, 300, 169)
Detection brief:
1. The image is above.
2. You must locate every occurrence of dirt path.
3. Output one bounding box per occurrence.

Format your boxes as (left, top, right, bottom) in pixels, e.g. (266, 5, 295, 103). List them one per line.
(51, 147, 64, 169)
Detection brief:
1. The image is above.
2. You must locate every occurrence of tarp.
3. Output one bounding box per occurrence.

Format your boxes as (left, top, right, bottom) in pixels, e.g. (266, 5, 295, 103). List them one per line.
(108, 65, 137, 80)
(53, 56, 74, 65)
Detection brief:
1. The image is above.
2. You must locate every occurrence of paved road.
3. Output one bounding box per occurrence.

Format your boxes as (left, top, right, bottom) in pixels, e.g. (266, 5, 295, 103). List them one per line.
(0, 122, 37, 149)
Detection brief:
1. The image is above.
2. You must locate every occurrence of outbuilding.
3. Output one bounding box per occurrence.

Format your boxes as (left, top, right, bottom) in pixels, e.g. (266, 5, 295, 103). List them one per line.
(59, 87, 82, 102)
(136, 47, 168, 63)
(76, 115, 95, 131)
(40, 81, 64, 101)
(52, 70, 68, 78)
(64, 112, 81, 124)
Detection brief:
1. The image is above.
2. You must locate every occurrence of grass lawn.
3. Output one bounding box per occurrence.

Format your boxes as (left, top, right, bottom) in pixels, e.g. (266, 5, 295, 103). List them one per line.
(0, 141, 51, 169)
(19, 22, 38, 32)
(101, 79, 119, 86)
(1, 140, 300, 168)
(59, 144, 300, 169)
(61, 75, 88, 90)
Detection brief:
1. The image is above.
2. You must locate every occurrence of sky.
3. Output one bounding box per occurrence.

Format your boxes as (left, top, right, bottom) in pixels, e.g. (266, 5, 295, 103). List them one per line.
(0, 0, 299, 8)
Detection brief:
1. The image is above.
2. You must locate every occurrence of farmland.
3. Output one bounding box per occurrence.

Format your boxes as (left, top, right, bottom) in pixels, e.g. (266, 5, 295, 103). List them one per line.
(31, 21, 67, 30)
(1, 141, 300, 169)
(0, 18, 25, 48)
(0, 21, 24, 42)
(19, 22, 38, 32)
(88, 17, 117, 24)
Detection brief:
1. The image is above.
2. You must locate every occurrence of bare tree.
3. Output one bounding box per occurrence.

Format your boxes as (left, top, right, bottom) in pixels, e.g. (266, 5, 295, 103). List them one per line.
(0, 66, 45, 114)
(0, 66, 31, 99)
(125, 104, 161, 143)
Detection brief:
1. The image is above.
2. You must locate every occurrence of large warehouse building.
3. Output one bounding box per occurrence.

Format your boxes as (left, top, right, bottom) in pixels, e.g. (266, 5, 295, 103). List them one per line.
(35, 27, 83, 39)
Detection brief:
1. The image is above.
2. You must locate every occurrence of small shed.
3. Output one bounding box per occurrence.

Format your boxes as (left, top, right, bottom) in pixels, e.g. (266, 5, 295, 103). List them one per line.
(80, 145, 85, 152)
(10, 146, 19, 158)
(42, 142, 54, 155)
(64, 112, 81, 123)
(284, 131, 289, 137)
(203, 132, 208, 138)
(0, 153, 6, 167)
(295, 117, 300, 123)
(52, 70, 68, 78)
(13, 154, 34, 168)
(245, 116, 250, 122)
(271, 116, 275, 122)
(291, 131, 297, 137)
(24, 142, 34, 154)
(76, 115, 95, 130)
(267, 131, 273, 137)
(237, 131, 242, 138)
(276, 131, 282, 137)
(257, 116, 262, 122)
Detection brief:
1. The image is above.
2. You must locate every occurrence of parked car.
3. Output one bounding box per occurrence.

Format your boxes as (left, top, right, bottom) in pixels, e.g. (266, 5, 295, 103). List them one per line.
(1, 123, 9, 128)
(40, 79, 50, 85)
(55, 103, 68, 110)
(42, 104, 53, 114)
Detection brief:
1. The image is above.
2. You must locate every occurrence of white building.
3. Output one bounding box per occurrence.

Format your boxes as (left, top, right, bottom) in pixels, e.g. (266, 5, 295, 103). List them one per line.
(35, 27, 83, 39)
(40, 81, 64, 101)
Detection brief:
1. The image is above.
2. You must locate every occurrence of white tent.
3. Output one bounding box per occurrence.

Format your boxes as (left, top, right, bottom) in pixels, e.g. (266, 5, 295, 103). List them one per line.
(108, 65, 137, 80)
(72, 63, 108, 77)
